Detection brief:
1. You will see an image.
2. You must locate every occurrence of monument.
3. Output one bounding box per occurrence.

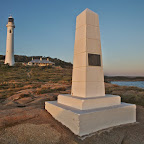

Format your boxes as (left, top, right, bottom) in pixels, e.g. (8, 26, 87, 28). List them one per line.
(5, 16, 15, 66)
(45, 8, 136, 136)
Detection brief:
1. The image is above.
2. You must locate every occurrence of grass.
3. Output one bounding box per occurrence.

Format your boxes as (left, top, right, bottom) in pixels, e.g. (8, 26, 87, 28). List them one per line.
(105, 83, 144, 106)
(0, 65, 72, 83)
(0, 64, 144, 107)
(19, 93, 32, 98)
(0, 82, 24, 90)
(33, 86, 66, 95)
(0, 65, 72, 99)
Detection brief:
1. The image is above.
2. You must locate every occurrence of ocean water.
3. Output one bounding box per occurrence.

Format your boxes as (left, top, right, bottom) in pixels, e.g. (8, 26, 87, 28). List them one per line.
(111, 81, 144, 89)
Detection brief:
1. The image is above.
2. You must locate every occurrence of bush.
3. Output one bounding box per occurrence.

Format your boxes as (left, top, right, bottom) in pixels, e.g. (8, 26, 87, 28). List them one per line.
(33, 87, 53, 95)
(19, 93, 31, 98)
(55, 87, 66, 91)
(105, 83, 144, 106)
(14, 62, 23, 67)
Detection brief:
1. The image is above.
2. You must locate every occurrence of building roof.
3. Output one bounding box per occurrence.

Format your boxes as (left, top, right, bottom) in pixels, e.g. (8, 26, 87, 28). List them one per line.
(9, 15, 13, 18)
(28, 59, 55, 64)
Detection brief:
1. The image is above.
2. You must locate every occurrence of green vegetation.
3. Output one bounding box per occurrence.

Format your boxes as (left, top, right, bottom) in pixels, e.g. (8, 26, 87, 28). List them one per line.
(0, 61, 144, 107)
(105, 76, 144, 82)
(105, 83, 144, 106)
(0, 65, 72, 99)
(0, 65, 72, 83)
(19, 93, 32, 98)
(0, 55, 72, 68)
(33, 86, 66, 95)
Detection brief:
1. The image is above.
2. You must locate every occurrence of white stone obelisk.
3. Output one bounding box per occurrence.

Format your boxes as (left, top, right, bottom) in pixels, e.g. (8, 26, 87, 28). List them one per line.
(71, 8, 105, 98)
(45, 9, 136, 136)
(5, 16, 15, 66)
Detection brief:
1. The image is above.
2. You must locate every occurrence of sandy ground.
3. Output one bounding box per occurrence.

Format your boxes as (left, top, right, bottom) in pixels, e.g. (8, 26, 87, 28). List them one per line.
(0, 86, 144, 144)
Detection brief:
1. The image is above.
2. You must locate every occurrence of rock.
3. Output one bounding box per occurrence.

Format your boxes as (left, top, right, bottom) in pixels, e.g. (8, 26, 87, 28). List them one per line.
(0, 124, 61, 144)
(0, 107, 42, 129)
(0, 106, 144, 144)
(16, 97, 34, 105)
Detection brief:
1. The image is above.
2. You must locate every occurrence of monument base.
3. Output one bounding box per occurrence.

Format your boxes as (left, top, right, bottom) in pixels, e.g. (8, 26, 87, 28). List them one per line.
(45, 98, 136, 136)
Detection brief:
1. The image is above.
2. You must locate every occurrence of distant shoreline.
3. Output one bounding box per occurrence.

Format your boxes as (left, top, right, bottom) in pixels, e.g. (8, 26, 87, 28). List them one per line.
(110, 81, 144, 89)
(105, 76, 144, 82)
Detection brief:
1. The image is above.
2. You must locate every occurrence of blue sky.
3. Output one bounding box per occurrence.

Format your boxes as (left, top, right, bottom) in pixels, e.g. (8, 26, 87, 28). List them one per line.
(0, 0, 144, 76)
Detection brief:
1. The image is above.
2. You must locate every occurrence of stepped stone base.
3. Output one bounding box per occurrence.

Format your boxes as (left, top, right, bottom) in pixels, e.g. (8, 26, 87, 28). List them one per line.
(45, 98, 136, 136)
(58, 94, 121, 110)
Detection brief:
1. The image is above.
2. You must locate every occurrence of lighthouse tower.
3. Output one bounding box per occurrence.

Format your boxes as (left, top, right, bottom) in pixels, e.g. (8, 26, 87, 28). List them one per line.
(5, 16, 15, 66)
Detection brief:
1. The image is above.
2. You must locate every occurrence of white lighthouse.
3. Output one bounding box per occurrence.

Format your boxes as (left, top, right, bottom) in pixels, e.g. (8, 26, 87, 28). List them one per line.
(5, 16, 15, 66)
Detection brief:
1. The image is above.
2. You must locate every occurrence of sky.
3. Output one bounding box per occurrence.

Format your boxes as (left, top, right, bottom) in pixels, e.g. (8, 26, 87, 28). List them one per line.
(0, 0, 144, 76)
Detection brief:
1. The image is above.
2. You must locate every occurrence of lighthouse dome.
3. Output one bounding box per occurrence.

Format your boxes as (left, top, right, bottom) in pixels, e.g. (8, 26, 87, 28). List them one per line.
(8, 15, 14, 23)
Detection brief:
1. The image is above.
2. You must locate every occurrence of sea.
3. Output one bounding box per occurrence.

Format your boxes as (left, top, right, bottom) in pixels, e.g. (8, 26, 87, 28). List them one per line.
(111, 81, 144, 89)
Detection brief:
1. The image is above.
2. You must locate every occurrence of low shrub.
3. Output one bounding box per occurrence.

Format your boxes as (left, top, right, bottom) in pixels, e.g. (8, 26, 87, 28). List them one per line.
(19, 93, 31, 98)
(105, 83, 144, 106)
(33, 86, 67, 95)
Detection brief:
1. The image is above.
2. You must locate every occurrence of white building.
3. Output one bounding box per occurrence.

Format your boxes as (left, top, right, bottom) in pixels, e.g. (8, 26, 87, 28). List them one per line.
(28, 58, 55, 66)
(5, 16, 15, 66)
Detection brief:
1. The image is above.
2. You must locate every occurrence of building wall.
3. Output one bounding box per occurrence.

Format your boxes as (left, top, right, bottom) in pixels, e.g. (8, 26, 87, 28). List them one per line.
(28, 62, 54, 66)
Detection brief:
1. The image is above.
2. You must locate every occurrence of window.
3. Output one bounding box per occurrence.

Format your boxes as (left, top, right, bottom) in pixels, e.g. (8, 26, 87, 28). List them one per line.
(8, 18, 14, 22)
(9, 30, 11, 33)
(88, 53, 101, 66)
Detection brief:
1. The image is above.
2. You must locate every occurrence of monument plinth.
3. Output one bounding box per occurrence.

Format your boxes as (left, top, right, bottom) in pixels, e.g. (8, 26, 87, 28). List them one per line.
(45, 9, 136, 136)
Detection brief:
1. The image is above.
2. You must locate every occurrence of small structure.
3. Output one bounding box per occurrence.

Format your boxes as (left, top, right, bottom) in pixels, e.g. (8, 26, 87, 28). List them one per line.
(45, 9, 136, 136)
(5, 16, 15, 66)
(28, 58, 55, 66)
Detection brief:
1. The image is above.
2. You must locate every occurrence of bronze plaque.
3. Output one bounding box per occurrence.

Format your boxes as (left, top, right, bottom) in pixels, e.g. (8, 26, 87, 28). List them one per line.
(88, 53, 101, 66)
